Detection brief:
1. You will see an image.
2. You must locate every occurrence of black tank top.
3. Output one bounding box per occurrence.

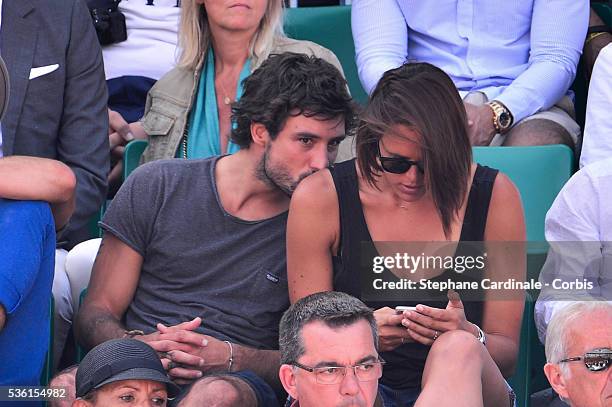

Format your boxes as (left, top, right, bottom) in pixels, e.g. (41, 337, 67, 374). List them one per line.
(330, 159, 498, 390)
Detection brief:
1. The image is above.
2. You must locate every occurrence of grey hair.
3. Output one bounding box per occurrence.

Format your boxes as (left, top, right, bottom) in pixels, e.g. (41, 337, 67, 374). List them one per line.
(545, 301, 612, 376)
(279, 292, 378, 365)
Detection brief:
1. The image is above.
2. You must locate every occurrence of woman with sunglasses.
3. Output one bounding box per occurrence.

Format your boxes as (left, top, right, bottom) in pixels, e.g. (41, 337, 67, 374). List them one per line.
(287, 62, 525, 407)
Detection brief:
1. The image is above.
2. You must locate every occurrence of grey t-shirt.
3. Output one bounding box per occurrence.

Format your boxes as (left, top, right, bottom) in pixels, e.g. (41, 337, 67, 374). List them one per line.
(100, 157, 289, 349)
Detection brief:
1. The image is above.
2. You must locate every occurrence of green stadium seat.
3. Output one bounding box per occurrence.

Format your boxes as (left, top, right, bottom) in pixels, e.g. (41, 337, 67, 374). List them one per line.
(507, 293, 534, 407)
(76, 288, 89, 362)
(472, 145, 574, 245)
(592, 2, 612, 26)
(40, 296, 54, 386)
(284, 6, 368, 105)
(123, 139, 150, 181)
(86, 204, 106, 239)
(472, 146, 575, 406)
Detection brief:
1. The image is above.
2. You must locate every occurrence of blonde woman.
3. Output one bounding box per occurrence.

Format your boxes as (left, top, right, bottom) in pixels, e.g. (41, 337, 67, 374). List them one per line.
(129, 0, 346, 163)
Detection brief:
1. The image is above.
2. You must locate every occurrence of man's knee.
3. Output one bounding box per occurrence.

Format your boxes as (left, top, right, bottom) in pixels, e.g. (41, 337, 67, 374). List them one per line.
(65, 238, 101, 312)
(503, 119, 575, 148)
(48, 365, 77, 407)
(177, 375, 258, 407)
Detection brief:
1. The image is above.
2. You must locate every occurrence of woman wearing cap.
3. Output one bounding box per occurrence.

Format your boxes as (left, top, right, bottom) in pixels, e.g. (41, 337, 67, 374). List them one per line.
(287, 62, 525, 406)
(73, 339, 179, 407)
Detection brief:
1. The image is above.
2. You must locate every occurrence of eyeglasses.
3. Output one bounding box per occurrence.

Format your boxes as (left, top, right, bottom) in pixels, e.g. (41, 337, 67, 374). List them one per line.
(559, 348, 612, 372)
(377, 143, 424, 174)
(292, 359, 385, 385)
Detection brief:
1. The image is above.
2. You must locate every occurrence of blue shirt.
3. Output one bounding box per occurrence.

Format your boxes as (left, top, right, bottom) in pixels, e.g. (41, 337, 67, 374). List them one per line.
(352, 0, 589, 123)
(0, 200, 55, 395)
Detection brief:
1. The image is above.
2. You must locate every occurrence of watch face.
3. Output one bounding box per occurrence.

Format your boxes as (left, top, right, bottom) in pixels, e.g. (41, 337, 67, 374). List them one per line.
(499, 111, 511, 128)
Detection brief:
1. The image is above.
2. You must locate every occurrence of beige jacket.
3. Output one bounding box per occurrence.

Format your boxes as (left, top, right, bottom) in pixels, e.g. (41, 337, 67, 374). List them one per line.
(141, 36, 354, 163)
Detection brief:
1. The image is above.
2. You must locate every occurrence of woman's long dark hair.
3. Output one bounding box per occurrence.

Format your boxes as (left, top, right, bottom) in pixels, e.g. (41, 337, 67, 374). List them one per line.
(357, 62, 472, 239)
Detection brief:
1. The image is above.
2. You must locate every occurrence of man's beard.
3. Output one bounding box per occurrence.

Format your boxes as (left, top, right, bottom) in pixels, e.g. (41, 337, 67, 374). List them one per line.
(255, 145, 316, 196)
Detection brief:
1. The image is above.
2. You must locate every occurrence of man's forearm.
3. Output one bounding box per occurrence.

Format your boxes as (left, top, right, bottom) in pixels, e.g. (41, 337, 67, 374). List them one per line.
(0, 157, 76, 204)
(75, 304, 126, 350)
(234, 346, 281, 391)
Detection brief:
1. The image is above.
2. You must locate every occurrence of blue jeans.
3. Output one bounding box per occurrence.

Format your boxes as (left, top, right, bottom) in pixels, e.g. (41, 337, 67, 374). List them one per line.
(378, 381, 516, 407)
(378, 384, 420, 407)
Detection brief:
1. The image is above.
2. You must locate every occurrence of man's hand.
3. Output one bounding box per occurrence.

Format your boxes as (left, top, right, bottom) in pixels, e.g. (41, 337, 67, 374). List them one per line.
(108, 108, 134, 149)
(373, 307, 413, 352)
(464, 102, 496, 146)
(135, 318, 206, 383)
(107, 108, 147, 187)
(156, 324, 231, 375)
(401, 290, 476, 346)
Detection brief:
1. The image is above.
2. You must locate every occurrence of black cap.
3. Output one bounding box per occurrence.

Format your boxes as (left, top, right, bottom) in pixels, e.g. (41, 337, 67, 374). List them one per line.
(76, 338, 180, 398)
(0, 55, 9, 121)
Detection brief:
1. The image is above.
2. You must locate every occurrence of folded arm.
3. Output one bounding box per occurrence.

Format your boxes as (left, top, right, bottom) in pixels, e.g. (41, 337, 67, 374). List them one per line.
(496, 0, 589, 123)
(352, 0, 408, 94)
(0, 156, 76, 229)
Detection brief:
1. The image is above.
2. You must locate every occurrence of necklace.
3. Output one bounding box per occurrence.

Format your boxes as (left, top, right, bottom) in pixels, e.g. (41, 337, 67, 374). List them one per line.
(217, 79, 234, 105)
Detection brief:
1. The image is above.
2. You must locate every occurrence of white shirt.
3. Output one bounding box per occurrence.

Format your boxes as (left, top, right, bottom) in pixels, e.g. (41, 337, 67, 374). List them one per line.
(579, 43, 612, 168)
(103, 0, 180, 81)
(352, 0, 589, 123)
(535, 157, 612, 342)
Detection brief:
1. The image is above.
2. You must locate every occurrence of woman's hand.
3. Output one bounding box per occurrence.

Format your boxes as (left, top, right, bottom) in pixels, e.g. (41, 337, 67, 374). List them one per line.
(374, 307, 413, 351)
(401, 290, 477, 346)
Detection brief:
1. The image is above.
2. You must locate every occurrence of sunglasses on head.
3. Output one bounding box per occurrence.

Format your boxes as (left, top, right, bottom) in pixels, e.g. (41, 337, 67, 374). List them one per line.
(559, 347, 612, 372)
(377, 143, 424, 175)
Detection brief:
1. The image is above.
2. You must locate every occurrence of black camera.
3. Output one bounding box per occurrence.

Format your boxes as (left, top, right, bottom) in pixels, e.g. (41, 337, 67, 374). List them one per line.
(87, 0, 127, 45)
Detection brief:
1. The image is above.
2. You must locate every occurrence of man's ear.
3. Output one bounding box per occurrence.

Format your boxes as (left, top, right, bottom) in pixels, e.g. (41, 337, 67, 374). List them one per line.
(250, 122, 270, 147)
(543, 362, 570, 400)
(279, 364, 299, 400)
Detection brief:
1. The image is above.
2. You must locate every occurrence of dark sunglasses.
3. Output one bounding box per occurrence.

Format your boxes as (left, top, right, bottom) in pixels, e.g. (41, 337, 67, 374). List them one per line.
(377, 143, 424, 174)
(559, 347, 612, 372)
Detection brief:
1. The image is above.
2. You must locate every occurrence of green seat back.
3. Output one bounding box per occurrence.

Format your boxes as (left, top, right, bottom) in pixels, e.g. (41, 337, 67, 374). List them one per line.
(123, 139, 150, 181)
(473, 146, 575, 406)
(592, 2, 612, 26)
(507, 294, 534, 407)
(284, 6, 368, 105)
(86, 203, 106, 239)
(40, 295, 54, 386)
(76, 288, 89, 362)
(472, 145, 574, 244)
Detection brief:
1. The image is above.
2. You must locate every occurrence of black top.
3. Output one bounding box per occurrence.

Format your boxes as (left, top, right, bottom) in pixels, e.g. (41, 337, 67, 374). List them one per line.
(330, 159, 498, 390)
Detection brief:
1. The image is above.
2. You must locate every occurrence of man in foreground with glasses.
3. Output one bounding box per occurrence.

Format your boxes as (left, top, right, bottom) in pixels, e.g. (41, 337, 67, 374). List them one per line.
(279, 291, 382, 407)
(543, 301, 612, 407)
(279, 291, 513, 407)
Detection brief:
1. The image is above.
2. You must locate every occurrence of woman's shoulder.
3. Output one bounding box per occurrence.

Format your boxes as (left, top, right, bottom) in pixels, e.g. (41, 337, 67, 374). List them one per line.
(149, 64, 198, 100)
(271, 37, 344, 75)
(292, 167, 338, 209)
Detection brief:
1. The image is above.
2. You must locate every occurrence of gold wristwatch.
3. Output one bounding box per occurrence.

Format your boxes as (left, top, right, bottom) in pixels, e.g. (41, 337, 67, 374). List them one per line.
(487, 100, 514, 134)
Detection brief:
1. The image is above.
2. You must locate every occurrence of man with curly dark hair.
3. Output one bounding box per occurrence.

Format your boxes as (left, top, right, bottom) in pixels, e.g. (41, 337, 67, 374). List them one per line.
(66, 52, 355, 407)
